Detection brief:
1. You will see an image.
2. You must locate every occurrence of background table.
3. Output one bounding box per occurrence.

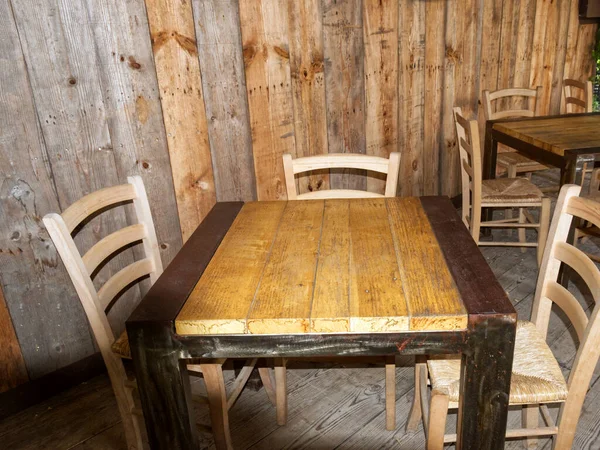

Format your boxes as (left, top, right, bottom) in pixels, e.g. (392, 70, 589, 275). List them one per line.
(483, 112, 600, 186)
(127, 197, 516, 450)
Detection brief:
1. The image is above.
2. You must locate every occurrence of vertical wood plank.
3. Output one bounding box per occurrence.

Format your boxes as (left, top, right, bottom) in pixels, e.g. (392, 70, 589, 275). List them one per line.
(0, 0, 96, 378)
(398, 0, 425, 196)
(363, 0, 399, 194)
(538, 0, 561, 115)
(0, 282, 28, 393)
(288, 0, 329, 195)
(322, 0, 367, 191)
(239, 0, 295, 201)
(423, 0, 445, 196)
(562, 0, 582, 83)
(549, 0, 574, 114)
(529, 0, 551, 110)
(192, 0, 257, 202)
(144, 0, 217, 241)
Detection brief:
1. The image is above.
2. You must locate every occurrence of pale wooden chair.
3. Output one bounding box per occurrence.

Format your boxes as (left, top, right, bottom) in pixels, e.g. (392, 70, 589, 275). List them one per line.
(453, 107, 551, 265)
(563, 79, 594, 185)
(574, 168, 600, 263)
(406, 184, 600, 450)
(282, 152, 401, 199)
(482, 87, 550, 180)
(278, 152, 401, 431)
(43, 176, 265, 450)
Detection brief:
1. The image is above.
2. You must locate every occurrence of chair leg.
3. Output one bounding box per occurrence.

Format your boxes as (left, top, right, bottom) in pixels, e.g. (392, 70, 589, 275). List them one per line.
(258, 366, 277, 406)
(427, 393, 449, 450)
(522, 405, 539, 449)
(201, 363, 232, 450)
(406, 357, 427, 432)
(386, 355, 396, 431)
(518, 208, 527, 252)
(537, 198, 551, 266)
(275, 358, 287, 426)
(506, 165, 517, 234)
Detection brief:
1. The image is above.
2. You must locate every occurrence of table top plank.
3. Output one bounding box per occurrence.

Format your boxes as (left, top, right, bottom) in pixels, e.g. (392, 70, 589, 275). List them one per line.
(348, 199, 409, 332)
(175, 201, 286, 334)
(310, 200, 352, 333)
(493, 114, 600, 156)
(387, 197, 468, 330)
(246, 201, 324, 334)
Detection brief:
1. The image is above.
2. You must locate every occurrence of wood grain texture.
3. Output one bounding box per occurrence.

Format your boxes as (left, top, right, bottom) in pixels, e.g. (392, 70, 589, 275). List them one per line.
(240, 0, 295, 201)
(192, 0, 256, 202)
(145, 0, 217, 241)
(387, 197, 467, 331)
(493, 115, 600, 155)
(176, 202, 285, 335)
(288, 0, 329, 195)
(322, 0, 367, 191)
(363, 0, 398, 195)
(397, 0, 425, 197)
(0, 284, 28, 393)
(176, 198, 468, 335)
(247, 201, 324, 334)
(0, 1, 96, 379)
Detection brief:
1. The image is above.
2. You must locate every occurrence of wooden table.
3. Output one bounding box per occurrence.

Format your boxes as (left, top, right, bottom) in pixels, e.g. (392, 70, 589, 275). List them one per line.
(127, 197, 516, 450)
(483, 112, 600, 186)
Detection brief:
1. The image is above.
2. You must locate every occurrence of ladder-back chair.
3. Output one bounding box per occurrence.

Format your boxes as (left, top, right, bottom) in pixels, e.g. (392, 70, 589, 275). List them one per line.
(482, 87, 550, 179)
(563, 79, 594, 185)
(407, 184, 600, 450)
(282, 152, 401, 199)
(279, 152, 401, 431)
(43, 176, 264, 450)
(454, 107, 550, 265)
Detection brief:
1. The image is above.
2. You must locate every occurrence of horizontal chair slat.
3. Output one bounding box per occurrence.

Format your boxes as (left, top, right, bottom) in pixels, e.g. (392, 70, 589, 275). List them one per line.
(62, 184, 137, 233)
(291, 154, 391, 174)
(82, 224, 148, 274)
(98, 258, 154, 311)
(297, 190, 384, 200)
(492, 109, 535, 119)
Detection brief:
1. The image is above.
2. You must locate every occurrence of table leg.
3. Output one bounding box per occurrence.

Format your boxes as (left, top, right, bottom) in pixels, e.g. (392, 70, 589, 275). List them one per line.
(456, 315, 516, 450)
(128, 325, 199, 450)
(482, 121, 498, 230)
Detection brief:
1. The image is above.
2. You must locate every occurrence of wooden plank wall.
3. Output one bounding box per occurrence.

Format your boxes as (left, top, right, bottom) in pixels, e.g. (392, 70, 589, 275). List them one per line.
(0, 0, 597, 382)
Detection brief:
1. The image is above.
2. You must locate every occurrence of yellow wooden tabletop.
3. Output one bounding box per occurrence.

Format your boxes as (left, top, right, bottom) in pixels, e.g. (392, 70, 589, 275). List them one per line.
(175, 197, 468, 335)
(493, 114, 600, 156)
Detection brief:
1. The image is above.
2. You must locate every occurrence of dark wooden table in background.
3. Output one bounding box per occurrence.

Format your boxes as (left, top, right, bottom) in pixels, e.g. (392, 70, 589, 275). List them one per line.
(127, 197, 516, 450)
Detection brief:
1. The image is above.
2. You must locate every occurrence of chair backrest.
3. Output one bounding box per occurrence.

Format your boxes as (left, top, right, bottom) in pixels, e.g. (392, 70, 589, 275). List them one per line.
(562, 79, 593, 114)
(453, 107, 482, 233)
(482, 87, 543, 121)
(42, 176, 162, 360)
(282, 152, 401, 200)
(531, 184, 600, 446)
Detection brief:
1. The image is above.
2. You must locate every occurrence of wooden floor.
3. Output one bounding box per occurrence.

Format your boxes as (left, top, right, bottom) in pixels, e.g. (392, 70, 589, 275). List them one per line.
(2, 172, 600, 449)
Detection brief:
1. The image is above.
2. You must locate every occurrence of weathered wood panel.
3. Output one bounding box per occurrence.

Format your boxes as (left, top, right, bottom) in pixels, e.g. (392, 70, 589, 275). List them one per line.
(239, 0, 295, 201)
(144, 0, 217, 241)
(0, 284, 28, 393)
(0, 0, 96, 378)
(363, 0, 398, 194)
(322, 0, 367, 191)
(192, 0, 257, 202)
(288, 0, 330, 194)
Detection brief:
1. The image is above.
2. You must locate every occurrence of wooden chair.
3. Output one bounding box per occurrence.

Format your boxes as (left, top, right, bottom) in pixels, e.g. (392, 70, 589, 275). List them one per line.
(574, 167, 600, 263)
(406, 184, 600, 450)
(282, 152, 401, 199)
(482, 87, 550, 179)
(279, 152, 401, 431)
(43, 176, 265, 450)
(453, 107, 550, 265)
(563, 79, 594, 185)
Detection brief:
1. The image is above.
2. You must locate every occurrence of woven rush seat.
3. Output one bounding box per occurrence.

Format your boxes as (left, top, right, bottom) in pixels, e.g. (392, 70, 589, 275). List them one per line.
(497, 152, 549, 169)
(427, 321, 568, 405)
(111, 331, 131, 359)
(482, 177, 544, 203)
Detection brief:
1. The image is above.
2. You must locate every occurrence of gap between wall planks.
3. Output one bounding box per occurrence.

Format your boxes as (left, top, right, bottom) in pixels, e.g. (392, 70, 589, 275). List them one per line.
(145, 0, 217, 242)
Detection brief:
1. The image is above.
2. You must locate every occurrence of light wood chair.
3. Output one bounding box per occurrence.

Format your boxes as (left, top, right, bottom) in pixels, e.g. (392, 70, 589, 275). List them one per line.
(574, 167, 600, 263)
(482, 87, 550, 179)
(43, 176, 266, 450)
(278, 152, 401, 431)
(282, 152, 401, 199)
(453, 107, 551, 265)
(563, 79, 594, 185)
(406, 184, 600, 450)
